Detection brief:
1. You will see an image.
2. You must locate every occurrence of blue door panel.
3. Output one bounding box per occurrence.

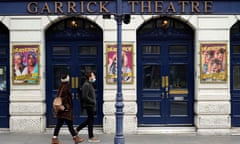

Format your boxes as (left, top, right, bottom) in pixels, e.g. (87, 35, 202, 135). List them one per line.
(230, 24, 240, 126)
(137, 17, 194, 126)
(46, 17, 103, 127)
(0, 28, 9, 128)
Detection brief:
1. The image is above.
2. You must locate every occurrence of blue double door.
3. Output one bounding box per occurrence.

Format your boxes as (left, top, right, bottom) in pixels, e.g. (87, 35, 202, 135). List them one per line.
(46, 17, 103, 127)
(0, 23, 9, 128)
(137, 17, 194, 126)
(137, 42, 194, 125)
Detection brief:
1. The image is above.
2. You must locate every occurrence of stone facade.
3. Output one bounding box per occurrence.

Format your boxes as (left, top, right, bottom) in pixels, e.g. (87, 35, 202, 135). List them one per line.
(1, 14, 238, 135)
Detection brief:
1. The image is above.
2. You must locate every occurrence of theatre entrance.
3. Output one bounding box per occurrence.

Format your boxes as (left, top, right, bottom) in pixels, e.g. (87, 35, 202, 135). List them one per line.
(230, 21, 240, 126)
(45, 17, 103, 127)
(0, 23, 9, 128)
(137, 17, 194, 126)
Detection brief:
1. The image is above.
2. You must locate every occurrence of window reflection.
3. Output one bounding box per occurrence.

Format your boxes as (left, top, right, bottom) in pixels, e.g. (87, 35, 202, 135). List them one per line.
(169, 65, 187, 89)
(233, 65, 240, 89)
(143, 101, 160, 115)
(233, 46, 240, 54)
(0, 66, 6, 91)
(143, 65, 160, 89)
(170, 101, 187, 115)
(143, 45, 160, 54)
(79, 46, 96, 55)
(52, 46, 70, 55)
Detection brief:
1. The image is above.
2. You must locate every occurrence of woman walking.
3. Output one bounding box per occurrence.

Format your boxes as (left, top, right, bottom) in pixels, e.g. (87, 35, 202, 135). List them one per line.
(52, 74, 84, 144)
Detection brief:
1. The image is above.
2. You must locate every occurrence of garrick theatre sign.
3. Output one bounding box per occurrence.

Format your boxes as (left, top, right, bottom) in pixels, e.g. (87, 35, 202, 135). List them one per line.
(26, 1, 213, 15)
(0, 1, 240, 15)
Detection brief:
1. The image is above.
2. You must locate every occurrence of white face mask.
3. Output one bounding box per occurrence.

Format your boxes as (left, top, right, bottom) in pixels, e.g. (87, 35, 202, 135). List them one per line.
(91, 78, 96, 83)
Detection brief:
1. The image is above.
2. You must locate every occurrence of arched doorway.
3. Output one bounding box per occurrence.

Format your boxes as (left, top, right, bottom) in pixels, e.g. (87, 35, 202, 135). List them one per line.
(137, 17, 194, 126)
(45, 17, 103, 127)
(0, 23, 9, 128)
(230, 21, 240, 126)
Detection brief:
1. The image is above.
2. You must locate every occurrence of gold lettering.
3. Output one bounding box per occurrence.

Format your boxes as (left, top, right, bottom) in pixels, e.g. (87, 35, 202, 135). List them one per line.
(54, 2, 63, 14)
(99, 1, 110, 13)
(178, 1, 189, 13)
(87, 1, 97, 13)
(166, 2, 176, 13)
(191, 1, 200, 13)
(128, 1, 139, 13)
(27, 2, 38, 14)
(80, 1, 84, 13)
(155, 1, 163, 13)
(68, 1, 77, 14)
(204, 1, 213, 13)
(141, 1, 151, 13)
(40, 2, 51, 14)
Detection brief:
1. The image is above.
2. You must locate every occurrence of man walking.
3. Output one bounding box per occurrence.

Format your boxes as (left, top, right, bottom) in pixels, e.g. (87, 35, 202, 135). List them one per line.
(76, 71, 100, 143)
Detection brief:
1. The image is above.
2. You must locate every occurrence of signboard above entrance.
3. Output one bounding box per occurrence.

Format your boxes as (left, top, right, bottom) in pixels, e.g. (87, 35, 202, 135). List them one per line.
(0, 1, 240, 15)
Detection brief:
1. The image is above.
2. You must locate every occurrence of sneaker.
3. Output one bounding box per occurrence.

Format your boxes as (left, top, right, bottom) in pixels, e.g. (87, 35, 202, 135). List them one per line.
(88, 137, 100, 143)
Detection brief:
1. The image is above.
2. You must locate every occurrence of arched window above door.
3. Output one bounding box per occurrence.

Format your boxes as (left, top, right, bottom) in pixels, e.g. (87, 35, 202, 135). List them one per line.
(46, 17, 102, 41)
(137, 17, 193, 40)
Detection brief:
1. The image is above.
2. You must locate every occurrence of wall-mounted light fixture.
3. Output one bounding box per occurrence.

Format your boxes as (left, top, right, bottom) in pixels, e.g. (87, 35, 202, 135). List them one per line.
(71, 18, 78, 28)
(161, 17, 169, 29)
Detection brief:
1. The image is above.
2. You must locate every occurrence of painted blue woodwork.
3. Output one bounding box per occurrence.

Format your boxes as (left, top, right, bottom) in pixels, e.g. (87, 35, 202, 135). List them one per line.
(137, 17, 194, 126)
(230, 22, 240, 126)
(45, 17, 103, 127)
(0, 23, 9, 128)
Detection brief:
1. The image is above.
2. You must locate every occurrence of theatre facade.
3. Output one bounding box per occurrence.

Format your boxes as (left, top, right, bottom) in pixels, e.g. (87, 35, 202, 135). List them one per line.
(0, 1, 240, 135)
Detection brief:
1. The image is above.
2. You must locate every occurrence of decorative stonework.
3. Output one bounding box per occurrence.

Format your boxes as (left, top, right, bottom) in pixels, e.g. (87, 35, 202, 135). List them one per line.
(10, 116, 45, 133)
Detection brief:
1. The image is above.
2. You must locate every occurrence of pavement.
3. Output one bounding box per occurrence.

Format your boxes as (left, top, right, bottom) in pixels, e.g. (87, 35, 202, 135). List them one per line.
(0, 132, 240, 144)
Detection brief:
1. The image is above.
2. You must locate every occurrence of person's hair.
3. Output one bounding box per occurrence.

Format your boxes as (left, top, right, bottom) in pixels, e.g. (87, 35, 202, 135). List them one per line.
(15, 52, 23, 59)
(61, 74, 70, 83)
(207, 50, 214, 57)
(217, 48, 225, 54)
(85, 71, 94, 80)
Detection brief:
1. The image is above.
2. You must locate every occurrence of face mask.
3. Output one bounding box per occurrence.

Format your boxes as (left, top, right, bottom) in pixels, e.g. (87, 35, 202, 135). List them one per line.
(91, 78, 96, 83)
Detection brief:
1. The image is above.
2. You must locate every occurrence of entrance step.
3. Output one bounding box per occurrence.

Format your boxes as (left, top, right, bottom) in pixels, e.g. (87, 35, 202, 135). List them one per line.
(45, 127, 104, 135)
(231, 128, 240, 135)
(0, 128, 9, 133)
(137, 127, 196, 135)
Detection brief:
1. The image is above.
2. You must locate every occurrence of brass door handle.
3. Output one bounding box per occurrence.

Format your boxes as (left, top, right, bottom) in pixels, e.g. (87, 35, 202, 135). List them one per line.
(75, 77, 78, 88)
(71, 77, 75, 89)
(162, 76, 165, 89)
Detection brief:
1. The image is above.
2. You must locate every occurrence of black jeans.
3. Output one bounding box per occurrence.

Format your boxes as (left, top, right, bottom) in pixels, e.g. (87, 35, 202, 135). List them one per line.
(76, 107, 95, 138)
(53, 118, 76, 137)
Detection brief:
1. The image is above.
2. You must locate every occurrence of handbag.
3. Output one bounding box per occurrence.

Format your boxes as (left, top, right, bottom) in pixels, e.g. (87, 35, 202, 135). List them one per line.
(53, 87, 64, 113)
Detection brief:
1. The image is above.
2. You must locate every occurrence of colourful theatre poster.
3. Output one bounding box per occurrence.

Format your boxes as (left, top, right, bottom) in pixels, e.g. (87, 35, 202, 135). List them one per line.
(106, 44, 133, 84)
(13, 45, 40, 84)
(200, 43, 227, 82)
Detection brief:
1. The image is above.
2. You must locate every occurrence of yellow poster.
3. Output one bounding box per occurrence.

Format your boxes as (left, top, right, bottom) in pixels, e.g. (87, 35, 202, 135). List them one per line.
(200, 43, 227, 82)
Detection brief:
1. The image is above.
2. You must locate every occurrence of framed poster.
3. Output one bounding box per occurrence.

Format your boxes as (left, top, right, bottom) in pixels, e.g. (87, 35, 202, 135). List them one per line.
(200, 43, 227, 82)
(12, 45, 40, 84)
(106, 44, 133, 84)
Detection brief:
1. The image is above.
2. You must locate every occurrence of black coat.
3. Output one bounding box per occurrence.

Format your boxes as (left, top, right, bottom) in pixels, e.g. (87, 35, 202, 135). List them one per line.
(81, 81, 96, 111)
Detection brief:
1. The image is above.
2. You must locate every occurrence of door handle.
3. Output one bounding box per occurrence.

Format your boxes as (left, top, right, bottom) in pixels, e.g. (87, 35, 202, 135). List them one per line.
(71, 77, 75, 89)
(75, 77, 78, 88)
(165, 76, 169, 98)
(162, 76, 165, 89)
(161, 76, 165, 98)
